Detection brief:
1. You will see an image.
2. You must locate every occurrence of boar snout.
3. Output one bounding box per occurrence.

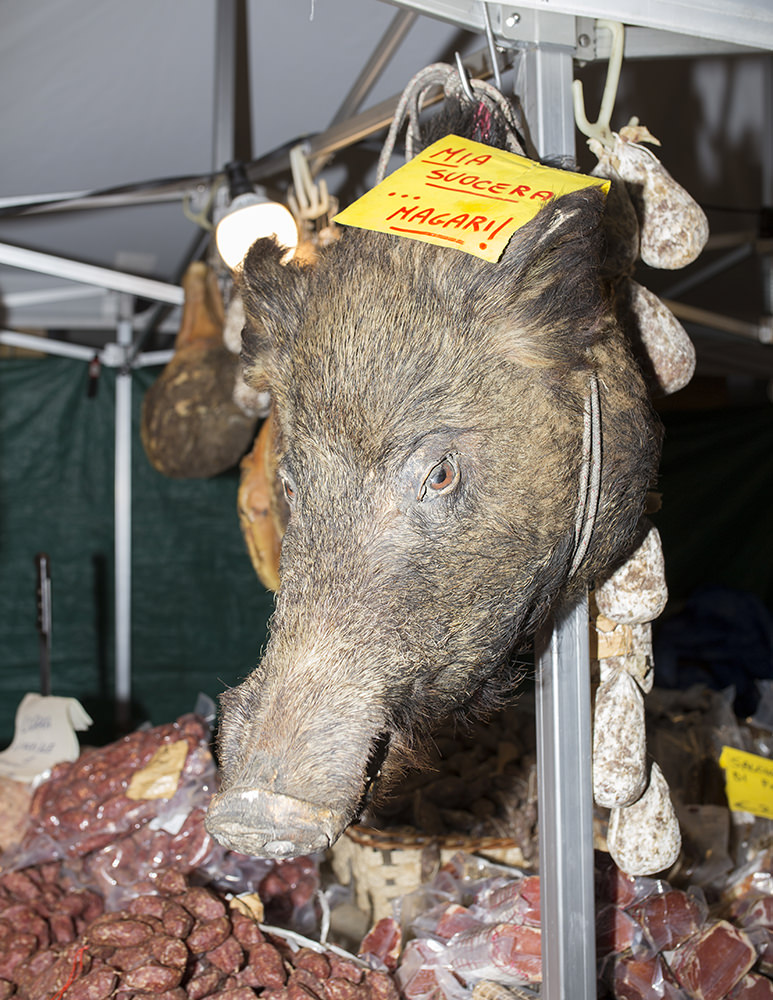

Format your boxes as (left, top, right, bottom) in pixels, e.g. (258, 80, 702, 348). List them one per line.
(206, 728, 391, 859)
(205, 785, 341, 858)
(208, 647, 394, 859)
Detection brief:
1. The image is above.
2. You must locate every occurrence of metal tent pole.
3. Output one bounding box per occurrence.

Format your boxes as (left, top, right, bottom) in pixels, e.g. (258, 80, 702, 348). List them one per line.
(0, 329, 100, 362)
(213, 0, 239, 171)
(114, 295, 134, 732)
(522, 22, 598, 1000)
(0, 242, 184, 305)
(328, 8, 419, 126)
(535, 598, 596, 999)
(762, 54, 772, 320)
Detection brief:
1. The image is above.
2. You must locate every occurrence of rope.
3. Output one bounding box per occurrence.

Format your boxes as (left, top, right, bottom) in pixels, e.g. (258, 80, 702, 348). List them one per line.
(376, 63, 526, 184)
(569, 374, 602, 578)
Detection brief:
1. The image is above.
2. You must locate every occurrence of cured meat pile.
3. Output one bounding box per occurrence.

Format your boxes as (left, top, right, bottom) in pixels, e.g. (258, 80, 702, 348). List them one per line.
(21, 715, 212, 859)
(0, 715, 319, 924)
(0, 698, 769, 1000)
(0, 863, 104, 995)
(0, 866, 399, 1000)
(386, 851, 773, 1000)
(0, 713, 400, 999)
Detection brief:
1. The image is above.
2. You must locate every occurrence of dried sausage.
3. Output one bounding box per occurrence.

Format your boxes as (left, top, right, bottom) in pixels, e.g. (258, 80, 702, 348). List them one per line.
(187, 915, 231, 954)
(208, 936, 245, 975)
(123, 961, 184, 993)
(88, 915, 154, 948)
(607, 762, 681, 876)
(246, 941, 287, 989)
(295, 949, 331, 981)
(181, 887, 227, 922)
(61, 965, 118, 1000)
(151, 933, 189, 970)
(186, 967, 225, 1000)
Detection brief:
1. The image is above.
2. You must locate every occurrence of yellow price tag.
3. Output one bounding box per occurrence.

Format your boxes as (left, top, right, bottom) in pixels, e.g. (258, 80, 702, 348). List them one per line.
(719, 745, 773, 820)
(333, 134, 609, 263)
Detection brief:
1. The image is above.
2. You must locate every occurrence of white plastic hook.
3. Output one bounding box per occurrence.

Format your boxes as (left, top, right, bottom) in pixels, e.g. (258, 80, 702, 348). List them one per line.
(572, 19, 625, 148)
(288, 144, 330, 221)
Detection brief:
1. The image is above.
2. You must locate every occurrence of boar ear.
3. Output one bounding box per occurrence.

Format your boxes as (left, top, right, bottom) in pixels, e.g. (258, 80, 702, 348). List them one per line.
(477, 187, 608, 370)
(237, 237, 309, 390)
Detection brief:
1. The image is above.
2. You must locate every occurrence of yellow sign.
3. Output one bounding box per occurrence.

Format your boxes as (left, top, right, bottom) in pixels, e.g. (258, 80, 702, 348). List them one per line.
(719, 745, 773, 820)
(333, 135, 609, 263)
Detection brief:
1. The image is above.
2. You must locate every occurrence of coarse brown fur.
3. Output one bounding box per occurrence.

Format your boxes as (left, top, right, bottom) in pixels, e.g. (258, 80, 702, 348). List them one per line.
(207, 113, 662, 859)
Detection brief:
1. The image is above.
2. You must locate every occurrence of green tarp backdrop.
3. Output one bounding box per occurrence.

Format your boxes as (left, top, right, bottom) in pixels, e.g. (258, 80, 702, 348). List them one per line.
(1, 355, 771, 746)
(0, 356, 273, 745)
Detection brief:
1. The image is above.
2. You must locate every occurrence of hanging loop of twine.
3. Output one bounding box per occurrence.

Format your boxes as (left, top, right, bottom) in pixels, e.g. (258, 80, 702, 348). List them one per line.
(569, 374, 602, 578)
(376, 63, 526, 184)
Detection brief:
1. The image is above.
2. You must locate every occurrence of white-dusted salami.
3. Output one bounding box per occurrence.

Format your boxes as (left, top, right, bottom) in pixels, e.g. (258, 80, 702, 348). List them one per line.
(593, 668, 647, 808)
(607, 763, 681, 876)
(595, 522, 668, 624)
(623, 280, 696, 396)
(600, 126, 708, 270)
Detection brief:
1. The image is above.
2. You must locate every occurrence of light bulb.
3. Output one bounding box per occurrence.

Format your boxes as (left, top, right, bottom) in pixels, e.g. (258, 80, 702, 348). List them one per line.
(215, 190, 299, 270)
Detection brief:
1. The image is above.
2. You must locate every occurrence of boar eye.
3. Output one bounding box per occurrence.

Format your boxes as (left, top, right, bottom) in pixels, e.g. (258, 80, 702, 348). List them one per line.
(280, 472, 297, 506)
(418, 455, 460, 501)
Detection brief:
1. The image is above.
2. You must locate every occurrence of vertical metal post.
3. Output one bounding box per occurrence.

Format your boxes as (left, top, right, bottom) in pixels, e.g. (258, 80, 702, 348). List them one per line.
(35, 553, 53, 696)
(536, 597, 596, 999)
(521, 21, 598, 1000)
(762, 54, 772, 319)
(114, 294, 134, 732)
(520, 41, 577, 164)
(213, 0, 238, 172)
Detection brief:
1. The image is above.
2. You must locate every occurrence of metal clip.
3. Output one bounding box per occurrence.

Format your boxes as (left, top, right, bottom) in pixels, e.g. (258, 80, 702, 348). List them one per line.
(480, 2, 503, 92)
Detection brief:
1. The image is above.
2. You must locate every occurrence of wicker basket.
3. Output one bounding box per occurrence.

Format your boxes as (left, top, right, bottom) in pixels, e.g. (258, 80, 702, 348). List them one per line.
(329, 823, 529, 923)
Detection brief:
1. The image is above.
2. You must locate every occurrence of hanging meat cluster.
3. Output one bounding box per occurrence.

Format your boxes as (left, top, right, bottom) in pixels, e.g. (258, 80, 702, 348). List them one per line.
(585, 120, 710, 877)
(141, 262, 260, 480)
(589, 120, 707, 397)
(590, 522, 681, 875)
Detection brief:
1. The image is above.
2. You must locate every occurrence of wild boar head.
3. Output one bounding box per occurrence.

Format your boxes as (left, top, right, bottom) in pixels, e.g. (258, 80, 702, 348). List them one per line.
(205, 187, 661, 859)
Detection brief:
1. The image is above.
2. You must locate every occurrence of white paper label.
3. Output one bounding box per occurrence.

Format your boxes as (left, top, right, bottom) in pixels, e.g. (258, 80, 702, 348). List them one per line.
(0, 693, 93, 782)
